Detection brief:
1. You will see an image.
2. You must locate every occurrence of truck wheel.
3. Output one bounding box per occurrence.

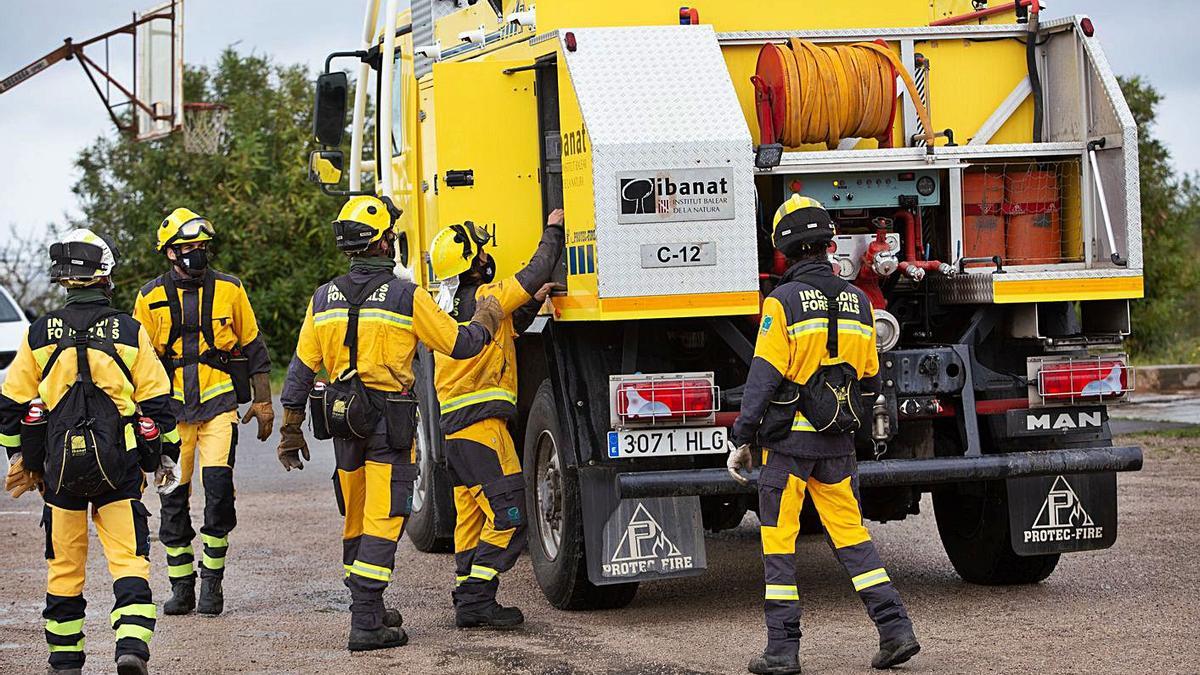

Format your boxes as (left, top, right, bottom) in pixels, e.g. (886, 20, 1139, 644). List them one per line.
(524, 380, 638, 610)
(933, 480, 1059, 585)
(407, 395, 453, 553)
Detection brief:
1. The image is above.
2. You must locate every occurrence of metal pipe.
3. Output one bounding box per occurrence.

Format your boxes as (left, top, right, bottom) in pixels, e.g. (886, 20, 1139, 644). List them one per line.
(930, 0, 1036, 27)
(349, 0, 380, 192)
(378, 0, 400, 198)
(617, 446, 1143, 498)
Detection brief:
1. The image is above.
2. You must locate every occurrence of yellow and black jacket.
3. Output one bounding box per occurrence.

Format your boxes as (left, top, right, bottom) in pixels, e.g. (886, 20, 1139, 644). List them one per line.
(0, 299, 179, 473)
(732, 260, 880, 458)
(280, 267, 493, 409)
(434, 226, 563, 434)
(133, 269, 271, 422)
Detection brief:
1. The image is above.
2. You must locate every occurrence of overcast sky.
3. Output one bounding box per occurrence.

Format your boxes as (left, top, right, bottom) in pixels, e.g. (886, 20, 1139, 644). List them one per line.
(2, 0, 1197, 235)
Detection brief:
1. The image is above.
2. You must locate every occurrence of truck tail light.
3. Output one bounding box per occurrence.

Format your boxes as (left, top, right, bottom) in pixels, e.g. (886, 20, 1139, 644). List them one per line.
(1035, 356, 1133, 404)
(609, 372, 719, 428)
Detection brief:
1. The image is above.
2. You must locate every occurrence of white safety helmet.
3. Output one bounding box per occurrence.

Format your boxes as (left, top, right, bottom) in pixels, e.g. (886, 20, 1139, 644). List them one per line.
(49, 228, 119, 287)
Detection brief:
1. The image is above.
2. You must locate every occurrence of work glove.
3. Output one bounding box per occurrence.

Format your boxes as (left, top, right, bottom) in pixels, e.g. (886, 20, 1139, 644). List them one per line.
(471, 294, 504, 339)
(726, 443, 753, 486)
(546, 208, 565, 230)
(154, 455, 182, 495)
(5, 454, 42, 499)
(277, 408, 310, 472)
(241, 372, 276, 441)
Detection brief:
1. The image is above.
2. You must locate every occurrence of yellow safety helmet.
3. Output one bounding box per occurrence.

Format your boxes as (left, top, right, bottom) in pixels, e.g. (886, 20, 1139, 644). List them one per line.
(772, 194, 835, 255)
(157, 207, 215, 252)
(332, 195, 397, 253)
(429, 221, 492, 280)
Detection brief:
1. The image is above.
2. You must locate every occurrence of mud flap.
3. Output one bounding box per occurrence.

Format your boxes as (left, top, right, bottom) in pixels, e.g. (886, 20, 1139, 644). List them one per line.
(579, 466, 707, 585)
(1006, 472, 1117, 556)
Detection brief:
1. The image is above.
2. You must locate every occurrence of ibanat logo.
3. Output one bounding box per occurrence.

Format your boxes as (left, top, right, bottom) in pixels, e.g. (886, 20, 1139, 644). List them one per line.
(1026, 410, 1104, 432)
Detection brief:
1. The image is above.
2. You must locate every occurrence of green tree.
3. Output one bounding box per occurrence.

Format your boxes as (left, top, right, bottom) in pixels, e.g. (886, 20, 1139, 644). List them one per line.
(71, 49, 349, 367)
(1120, 76, 1200, 362)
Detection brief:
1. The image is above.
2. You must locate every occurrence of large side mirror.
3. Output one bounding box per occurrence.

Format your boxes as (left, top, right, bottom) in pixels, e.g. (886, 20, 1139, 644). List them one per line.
(308, 150, 344, 186)
(312, 71, 348, 147)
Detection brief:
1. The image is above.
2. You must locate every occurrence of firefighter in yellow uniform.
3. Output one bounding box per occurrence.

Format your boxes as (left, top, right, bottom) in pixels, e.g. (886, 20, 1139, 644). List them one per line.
(728, 196, 919, 674)
(1, 229, 181, 675)
(277, 195, 501, 652)
(428, 210, 564, 628)
(133, 208, 275, 617)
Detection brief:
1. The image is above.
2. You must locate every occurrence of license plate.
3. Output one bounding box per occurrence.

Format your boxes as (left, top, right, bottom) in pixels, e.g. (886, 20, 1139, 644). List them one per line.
(607, 427, 728, 458)
(639, 242, 716, 268)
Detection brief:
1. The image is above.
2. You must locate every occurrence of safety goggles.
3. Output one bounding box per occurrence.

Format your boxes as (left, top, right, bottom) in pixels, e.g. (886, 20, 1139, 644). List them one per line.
(49, 241, 105, 279)
(332, 219, 380, 253)
(449, 221, 491, 259)
(165, 217, 215, 248)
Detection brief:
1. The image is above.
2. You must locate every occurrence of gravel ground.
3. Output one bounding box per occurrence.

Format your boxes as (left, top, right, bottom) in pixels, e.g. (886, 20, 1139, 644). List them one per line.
(1, 430, 1197, 674)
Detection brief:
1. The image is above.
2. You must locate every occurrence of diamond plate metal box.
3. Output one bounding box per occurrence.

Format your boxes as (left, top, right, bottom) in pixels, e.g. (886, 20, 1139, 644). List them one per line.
(563, 26, 758, 299)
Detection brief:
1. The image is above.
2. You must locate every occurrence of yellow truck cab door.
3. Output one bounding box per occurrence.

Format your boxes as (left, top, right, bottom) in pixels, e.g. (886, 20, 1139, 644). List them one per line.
(430, 60, 543, 283)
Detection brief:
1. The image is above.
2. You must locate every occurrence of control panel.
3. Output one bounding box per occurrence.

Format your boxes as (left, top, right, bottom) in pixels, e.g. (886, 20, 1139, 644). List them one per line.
(786, 170, 941, 210)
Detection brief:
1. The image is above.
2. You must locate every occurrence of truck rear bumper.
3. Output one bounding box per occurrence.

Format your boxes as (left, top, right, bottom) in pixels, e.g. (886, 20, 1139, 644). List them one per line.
(616, 445, 1143, 498)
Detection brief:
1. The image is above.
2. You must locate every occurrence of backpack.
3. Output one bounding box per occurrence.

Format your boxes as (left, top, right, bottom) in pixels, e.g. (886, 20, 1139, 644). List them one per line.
(314, 272, 394, 440)
(160, 270, 251, 404)
(796, 276, 865, 435)
(41, 306, 134, 497)
(758, 274, 865, 441)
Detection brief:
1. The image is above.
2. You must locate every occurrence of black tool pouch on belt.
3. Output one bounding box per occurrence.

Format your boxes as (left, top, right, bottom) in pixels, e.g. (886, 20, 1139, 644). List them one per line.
(41, 307, 132, 497)
(383, 392, 418, 451)
(309, 385, 332, 440)
(321, 272, 394, 440)
(794, 276, 864, 435)
(758, 379, 801, 443)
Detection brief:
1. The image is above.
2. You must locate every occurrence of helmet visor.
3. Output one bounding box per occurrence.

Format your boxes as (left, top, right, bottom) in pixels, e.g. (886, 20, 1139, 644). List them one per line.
(49, 241, 106, 280)
(332, 220, 380, 252)
(176, 218, 215, 242)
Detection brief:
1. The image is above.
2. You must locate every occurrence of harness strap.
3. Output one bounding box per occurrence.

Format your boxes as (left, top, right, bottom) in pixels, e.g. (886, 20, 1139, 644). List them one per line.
(332, 272, 394, 374)
(794, 273, 848, 358)
(41, 307, 134, 389)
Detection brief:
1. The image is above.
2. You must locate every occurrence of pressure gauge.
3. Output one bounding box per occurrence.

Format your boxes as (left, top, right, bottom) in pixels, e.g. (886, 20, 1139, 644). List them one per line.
(916, 175, 937, 197)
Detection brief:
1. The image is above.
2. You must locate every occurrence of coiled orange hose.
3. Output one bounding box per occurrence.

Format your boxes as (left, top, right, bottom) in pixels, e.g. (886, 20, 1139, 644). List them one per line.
(775, 38, 936, 149)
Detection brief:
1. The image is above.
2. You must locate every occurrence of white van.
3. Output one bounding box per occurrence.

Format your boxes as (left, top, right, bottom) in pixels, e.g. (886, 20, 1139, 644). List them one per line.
(0, 284, 30, 385)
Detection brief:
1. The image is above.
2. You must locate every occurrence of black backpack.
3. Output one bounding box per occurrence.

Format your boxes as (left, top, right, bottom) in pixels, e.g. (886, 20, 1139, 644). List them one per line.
(314, 272, 394, 440)
(41, 306, 134, 497)
(758, 275, 865, 441)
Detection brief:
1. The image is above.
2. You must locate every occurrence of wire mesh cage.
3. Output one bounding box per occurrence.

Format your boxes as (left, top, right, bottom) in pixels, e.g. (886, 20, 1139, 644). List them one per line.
(962, 159, 1084, 267)
(182, 102, 229, 154)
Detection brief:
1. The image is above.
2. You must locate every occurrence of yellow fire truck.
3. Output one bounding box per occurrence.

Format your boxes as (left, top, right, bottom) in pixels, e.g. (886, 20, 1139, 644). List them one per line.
(308, 0, 1143, 609)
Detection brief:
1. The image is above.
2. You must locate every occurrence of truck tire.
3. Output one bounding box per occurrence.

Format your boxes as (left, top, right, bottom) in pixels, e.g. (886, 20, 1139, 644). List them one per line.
(524, 380, 638, 610)
(407, 359, 453, 554)
(932, 480, 1059, 585)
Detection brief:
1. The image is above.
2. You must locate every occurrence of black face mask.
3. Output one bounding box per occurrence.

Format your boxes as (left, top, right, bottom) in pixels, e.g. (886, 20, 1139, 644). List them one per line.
(175, 248, 209, 276)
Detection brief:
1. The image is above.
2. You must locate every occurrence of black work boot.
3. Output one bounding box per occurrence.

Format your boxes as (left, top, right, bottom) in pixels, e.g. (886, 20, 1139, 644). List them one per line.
(871, 633, 921, 670)
(163, 578, 196, 615)
(196, 577, 224, 616)
(455, 602, 525, 630)
(748, 651, 802, 675)
(383, 607, 404, 628)
(46, 667, 82, 675)
(116, 654, 149, 675)
(348, 626, 408, 652)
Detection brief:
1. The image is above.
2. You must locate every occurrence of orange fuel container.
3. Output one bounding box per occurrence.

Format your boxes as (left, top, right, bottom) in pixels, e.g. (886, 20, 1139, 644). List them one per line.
(1004, 171, 1062, 265)
(962, 172, 1005, 266)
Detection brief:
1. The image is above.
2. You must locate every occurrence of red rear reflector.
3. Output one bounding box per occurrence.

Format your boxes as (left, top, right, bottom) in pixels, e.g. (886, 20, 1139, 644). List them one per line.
(1080, 18, 1095, 37)
(1039, 361, 1128, 401)
(565, 31, 577, 52)
(616, 379, 715, 421)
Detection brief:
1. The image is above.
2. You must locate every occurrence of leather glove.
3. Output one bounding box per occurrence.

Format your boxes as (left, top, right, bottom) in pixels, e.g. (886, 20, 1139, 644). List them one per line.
(277, 408, 310, 472)
(241, 372, 275, 441)
(471, 294, 503, 338)
(6, 454, 42, 499)
(726, 443, 753, 486)
(154, 455, 182, 495)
